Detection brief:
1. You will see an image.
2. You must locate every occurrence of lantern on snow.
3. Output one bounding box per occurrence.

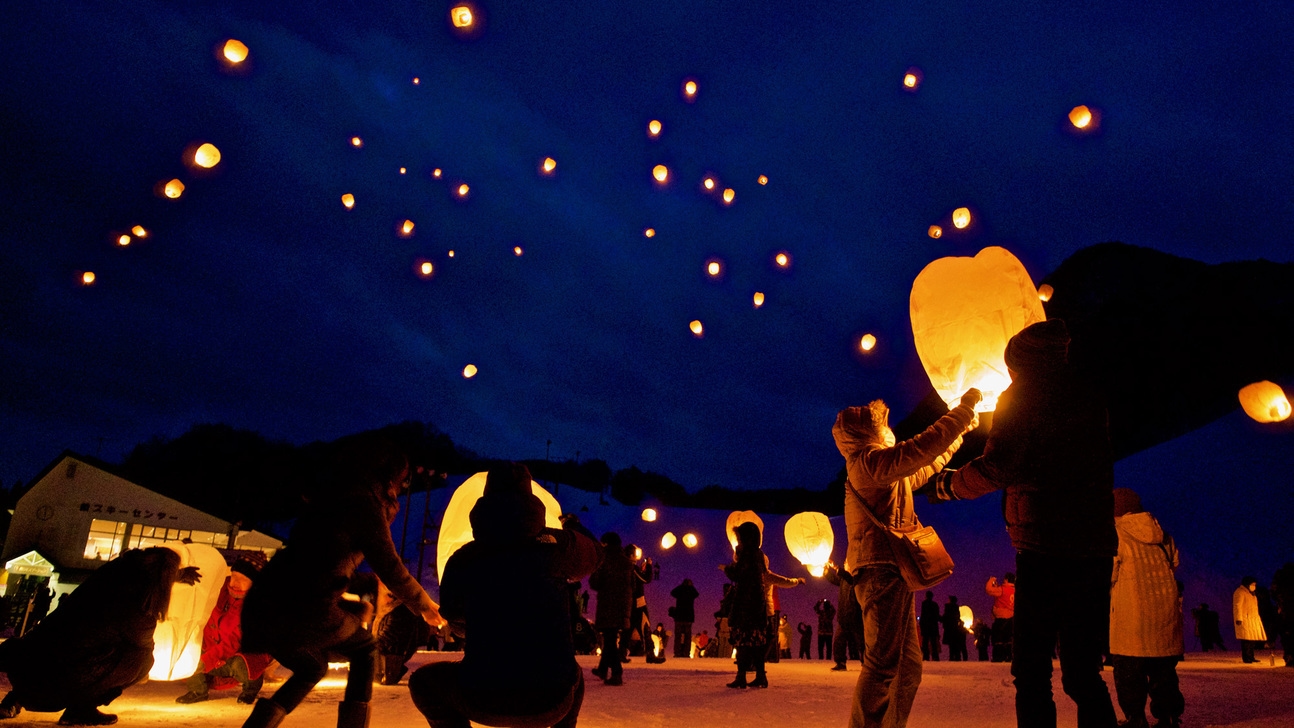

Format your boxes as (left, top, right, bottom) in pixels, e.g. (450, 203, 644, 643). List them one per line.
(151, 542, 229, 680)
(783, 512, 834, 577)
(725, 511, 763, 551)
(910, 246, 1046, 412)
(1238, 381, 1291, 423)
(661, 532, 677, 549)
(436, 472, 563, 580)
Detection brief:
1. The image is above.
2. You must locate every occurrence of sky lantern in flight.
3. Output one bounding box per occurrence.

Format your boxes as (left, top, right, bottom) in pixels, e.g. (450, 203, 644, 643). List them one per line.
(412, 77, 421, 85)
(418, 261, 434, 277)
(400, 219, 415, 236)
(1037, 284, 1054, 302)
(642, 508, 658, 522)
(757, 175, 768, 185)
(753, 292, 765, 308)
(222, 39, 249, 64)
(399, 167, 407, 175)
(928, 225, 943, 239)
(682, 533, 698, 548)
(652, 165, 669, 184)
(661, 532, 677, 549)
(117, 234, 131, 246)
(151, 542, 228, 680)
(648, 120, 662, 137)
(1238, 381, 1291, 423)
(683, 79, 698, 100)
(433, 168, 443, 178)
(350, 136, 363, 148)
(859, 334, 877, 352)
(448, 250, 456, 258)
(541, 157, 557, 175)
(457, 183, 470, 197)
(910, 246, 1046, 412)
(451, 5, 474, 28)
(703, 177, 716, 191)
(689, 320, 703, 337)
(903, 68, 922, 91)
(192, 143, 221, 168)
(437, 472, 561, 580)
(707, 261, 721, 277)
(513, 246, 524, 256)
(81, 271, 96, 285)
(959, 605, 974, 631)
(725, 511, 763, 550)
(775, 252, 790, 268)
(722, 188, 735, 204)
(1069, 105, 1094, 130)
(163, 179, 185, 199)
(952, 207, 972, 229)
(783, 511, 834, 577)
(644, 228, 656, 238)
(462, 364, 478, 378)
(131, 225, 147, 237)
(341, 193, 355, 209)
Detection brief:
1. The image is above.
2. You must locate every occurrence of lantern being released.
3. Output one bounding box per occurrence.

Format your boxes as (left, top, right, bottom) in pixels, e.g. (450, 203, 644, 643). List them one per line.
(725, 511, 763, 551)
(1238, 381, 1292, 423)
(436, 472, 562, 581)
(783, 512, 834, 577)
(910, 246, 1046, 412)
(151, 542, 229, 680)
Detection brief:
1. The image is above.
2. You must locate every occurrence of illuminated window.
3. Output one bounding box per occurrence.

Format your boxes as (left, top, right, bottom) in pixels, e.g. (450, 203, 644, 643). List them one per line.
(83, 519, 127, 561)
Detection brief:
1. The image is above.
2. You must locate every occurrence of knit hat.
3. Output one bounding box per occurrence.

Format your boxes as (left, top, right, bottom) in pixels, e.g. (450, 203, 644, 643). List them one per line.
(230, 553, 266, 579)
(1004, 319, 1071, 373)
(1112, 487, 1143, 517)
(470, 462, 545, 543)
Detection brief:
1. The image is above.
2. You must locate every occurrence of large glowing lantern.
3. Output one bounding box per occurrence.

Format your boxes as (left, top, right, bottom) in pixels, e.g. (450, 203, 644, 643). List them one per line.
(1069, 105, 1093, 129)
(341, 193, 355, 209)
(193, 143, 221, 168)
(437, 472, 562, 580)
(661, 532, 677, 549)
(642, 508, 658, 522)
(725, 511, 764, 551)
(451, 5, 473, 28)
(910, 246, 1046, 412)
(952, 207, 972, 229)
(959, 605, 973, 631)
(1239, 381, 1291, 423)
(163, 179, 185, 199)
(653, 165, 669, 183)
(783, 512, 834, 577)
(222, 39, 249, 64)
(151, 543, 229, 680)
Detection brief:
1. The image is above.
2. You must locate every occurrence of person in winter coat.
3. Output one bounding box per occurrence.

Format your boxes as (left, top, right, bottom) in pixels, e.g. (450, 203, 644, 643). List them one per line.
(973, 619, 992, 661)
(0, 546, 200, 726)
(919, 591, 941, 661)
(941, 596, 968, 661)
(797, 622, 813, 659)
(670, 578, 699, 658)
(985, 573, 1016, 662)
(409, 463, 601, 728)
(722, 522, 803, 688)
(778, 614, 793, 659)
(240, 434, 444, 728)
(176, 556, 274, 704)
(1272, 562, 1294, 668)
(833, 386, 978, 728)
(1107, 488, 1184, 728)
(825, 563, 863, 671)
(814, 598, 836, 660)
(923, 319, 1119, 728)
(589, 532, 634, 685)
(1233, 577, 1268, 664)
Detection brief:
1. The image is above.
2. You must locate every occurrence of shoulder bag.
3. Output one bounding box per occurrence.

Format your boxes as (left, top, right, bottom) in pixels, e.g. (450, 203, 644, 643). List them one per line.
(847, 479, 954, 591)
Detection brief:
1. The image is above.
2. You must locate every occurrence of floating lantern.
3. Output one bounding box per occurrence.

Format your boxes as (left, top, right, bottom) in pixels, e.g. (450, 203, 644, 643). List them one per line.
(131, 225, 147, 237)
(910, 246, 1046, 412)
(928, 225, 943, 239)
(117, 235, 131, 246)
(644, 228, 656, 238)
(648, 120, 662, 137)
(457, 183, 470, 197)
(703, 177, 716, 191)
(412, 77, 421, 85)
(350, 136, 363, 148)
(341, 193, 355, 209)
(451, 5, 473, 28)
(707, 261, 721, 277)
(689, 320, 703, 337)
(448, 250, 456, 258)
(1238, 381, 1291, 423)
(783, 512, 834, 577)
(433, 168, 443, 178)
(222, 39, 249, 64)
(722, 188, 735, 204)
(753, 292, 765, 308)
(903, 72, 920, 89)
(960, 605, 974, 631)
(541, 157, 557, 174)
(642, 508, 658, 522)
(775, 252, 790, 268)
(399, 167, 407, 174)
(652, 165, 669, 183)
(757, 175, 768, 185)
(661, 532, 677, 549)
(725, 511, 763, 550)
(632, 546, 643, 561)
(683, 80, 697, 99)
(860, 334, 877, 352)
(400, 219, 415, 236)
(1037, 284, 1054, 302)
(513, 246, 524, 256)
(192, 143, 221, 168)
(1069, 105, 1093, 130)
(81, 271, 96, 285)
(462, 364, 478, 378)
(682, 533, 698, 548)
(419, 261, 434, 277)
(163, 179, 185, 199)
(952, 207, 972, 229)
(151, 543, 229, 681)
(437, 472, 562, 580)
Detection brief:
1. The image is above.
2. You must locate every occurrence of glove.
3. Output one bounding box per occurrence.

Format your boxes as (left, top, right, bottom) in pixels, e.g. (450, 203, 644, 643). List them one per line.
(960, 388, 983, 408)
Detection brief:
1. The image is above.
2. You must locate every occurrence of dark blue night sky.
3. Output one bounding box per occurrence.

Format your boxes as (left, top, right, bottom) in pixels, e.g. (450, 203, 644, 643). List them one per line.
(2, 2, 1292, 596)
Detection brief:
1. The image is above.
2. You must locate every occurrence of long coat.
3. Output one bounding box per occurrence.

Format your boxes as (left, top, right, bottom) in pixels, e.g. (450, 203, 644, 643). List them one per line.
(1108, 512, 1183, 657)
(589, 547, 634, 631)
(201, 578, 274, 685)
(669, 581, 699, 623)
(1233, 586, 1268, 642)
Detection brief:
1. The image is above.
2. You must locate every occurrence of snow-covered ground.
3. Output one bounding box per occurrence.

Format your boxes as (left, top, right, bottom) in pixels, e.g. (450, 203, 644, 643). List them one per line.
(2, 650, 1290, 727)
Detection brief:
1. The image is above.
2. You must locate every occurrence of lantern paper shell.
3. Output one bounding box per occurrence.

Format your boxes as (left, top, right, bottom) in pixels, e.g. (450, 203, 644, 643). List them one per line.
(959, 605, 974, 631)
(642, 508, 658, 522)
(910, 246, 1046, 412)
(682, 533, 698, 548)
(725, 510, 764, 551)
(1238, 381, 1292, 423)
(783, 511, 834, 577)
(436, 472, 562, 580)
(151, 542, 229, 680)
(661, 532, 677, 549)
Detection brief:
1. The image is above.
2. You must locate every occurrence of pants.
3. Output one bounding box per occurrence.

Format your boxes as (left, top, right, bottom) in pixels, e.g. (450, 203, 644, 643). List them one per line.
(992, 618, 1014, 662)
(921, 630, 940, 661)
(410, 661, 583, 728)
(186, 655, 262, 697)
(819, 633, 833, 659)
(850, 566, 921, 728)
(1110, 655, 1183, 725)
(765, 614, 781, 663)
(673, 622, 692, 658)
(799, 639, 812, 659)
(596, 630, 623, 679)
(945, 634, 968, 661)
(266, 626, 376, 713)
(1012, 550, 1117, 728)
(834, 627, 862, 665)
(977, 640, 990, 661)
(1240, 639, 1261, 663)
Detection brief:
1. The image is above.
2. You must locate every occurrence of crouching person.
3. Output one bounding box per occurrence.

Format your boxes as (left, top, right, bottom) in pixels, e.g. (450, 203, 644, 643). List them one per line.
(177, 555, 273, 704)
(410, 463, 602, 728)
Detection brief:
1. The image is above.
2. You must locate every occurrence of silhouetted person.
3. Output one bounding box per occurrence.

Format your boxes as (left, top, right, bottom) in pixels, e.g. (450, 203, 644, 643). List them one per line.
(798, 622, 813, 659)
(974, 619, 992, 661)
(986, 572, 1016, 662)
(1273, 562, 1294, 667)
(825, 563, 863, 671)
(920, 592, 942, 661)
(924, 320, 1119, 728)
(1234, 577, 1267, 664)
(814, 598, 836, 660)
(409, 464, 601, 728)
(1190, 603, 1224, 652)
(670, 578, 699, 658)
(942, 596, 968, 661)
(723, 522, 802, 689)
(589, 532, 633, 685)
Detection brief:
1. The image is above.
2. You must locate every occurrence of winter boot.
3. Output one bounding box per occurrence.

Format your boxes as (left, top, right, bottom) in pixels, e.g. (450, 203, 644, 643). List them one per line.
(726, 671, 748, 689)
(56, 707, 117, 726)
(238, 676, 264, 705)
(0, 692, 21, 720)
(337, 701, 370, 728)
(242, 698, 287, 728)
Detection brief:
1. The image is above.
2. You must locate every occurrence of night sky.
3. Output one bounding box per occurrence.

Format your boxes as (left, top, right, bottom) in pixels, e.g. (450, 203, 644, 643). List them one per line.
(2, 3, 1292, 594)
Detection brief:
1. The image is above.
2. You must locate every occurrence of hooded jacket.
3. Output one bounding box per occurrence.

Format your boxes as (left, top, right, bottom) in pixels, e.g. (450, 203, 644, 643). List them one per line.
(833, 400, 974, 572)
(1109, 512, 1183, 657)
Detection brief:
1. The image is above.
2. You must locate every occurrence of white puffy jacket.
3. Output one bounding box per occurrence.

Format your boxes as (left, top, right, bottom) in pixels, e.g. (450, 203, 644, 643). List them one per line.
(1109, 512, 1183, 657)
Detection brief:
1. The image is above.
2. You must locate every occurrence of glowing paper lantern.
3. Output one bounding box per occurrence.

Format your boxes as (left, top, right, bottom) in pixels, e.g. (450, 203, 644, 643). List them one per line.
(910, 246, 1046, 412)
(1069, 105, 1093, 129)
(775, 252, 790, 268)
(457, 184, 470, 197)
(401, 219, 415, 236)
(859, 334, 877, 352)
(164, 179, 185, 199)
(753, 292, 765, 308)
(644, 228, 656, 238)
(117, 235, 131, 247)
(400, 167, 407, 175)
(131, 225, 148, 237)
(722, 188, 735, 204)
(682, 533, 698, 548)
(725, 511, 763, 551)
(707, 261, 721, 276)
(419, 261, 434, 277)
(513, 246, 524, 256)
(541, 157, 557, 174)
(350, 136, 363, 148)
(451, 5, 473, 28)
(683, 80, 697, 98)
(1238, 381, 1291, 423)
(959, 605, 974, 631)
(653, 165, 669, 183)
(661, 532, 677, 549)
(648, 120, 662, 137)
(1037, 284, 1054, 302)
(433, 168, 443, 178)
(436, 472, 562, 580)
(193, 143, 221, 168)
(151, 543, 229, 680)
(642, 508, 658, 522)
(413, 77, 421, 85)
(689, 320, 703, 337)
(703, 177, 716, 191)
(952, 207, 972, 229)
(758, 175, 768, 185)
(341, 193, 355, 209)
(81, 271, 96, 285)
(462, 364, 478, 378)
(928, 225, 943, 239)
(222, 39, 249, 64)
(783, 512, 834, 577)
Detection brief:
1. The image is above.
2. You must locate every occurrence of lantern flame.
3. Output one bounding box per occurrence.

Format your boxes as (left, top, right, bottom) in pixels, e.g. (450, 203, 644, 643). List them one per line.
(1038, 284, 1054, 302)
(1069, 105, 1093, 129)
(689, 320, 703, 337)
(682, 533, 698, 548)
(661, 532, 676, 549)
(163, 179, 185, 199)
(1238, 381, 1292, 423)
(222, 39, 249, 64)
(784, 512, 834, 577)
(451, 5, 473, 28)
(860, 334, 877, 352)
(462, 364, 478, 378)
(131, 225, 147, 237)
(652, 165, 669, 183)
(952, 207, 972, 229)
(753, 292, 765, 308)
(341, 193, 355, 209)
(928, 225, 943, 239)
(642, 508, 658, 522)
(648, 120, 662, 137)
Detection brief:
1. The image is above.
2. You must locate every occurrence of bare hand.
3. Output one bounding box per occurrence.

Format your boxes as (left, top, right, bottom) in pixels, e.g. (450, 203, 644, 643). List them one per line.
(177, 566, 202, 585)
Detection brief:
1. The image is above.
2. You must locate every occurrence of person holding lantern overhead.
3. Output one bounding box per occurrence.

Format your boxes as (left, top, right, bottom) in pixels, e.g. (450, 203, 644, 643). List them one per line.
(239, 433, 445, 728)
(921, 318, 1120, 728)
(832, 385, 978, 728)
